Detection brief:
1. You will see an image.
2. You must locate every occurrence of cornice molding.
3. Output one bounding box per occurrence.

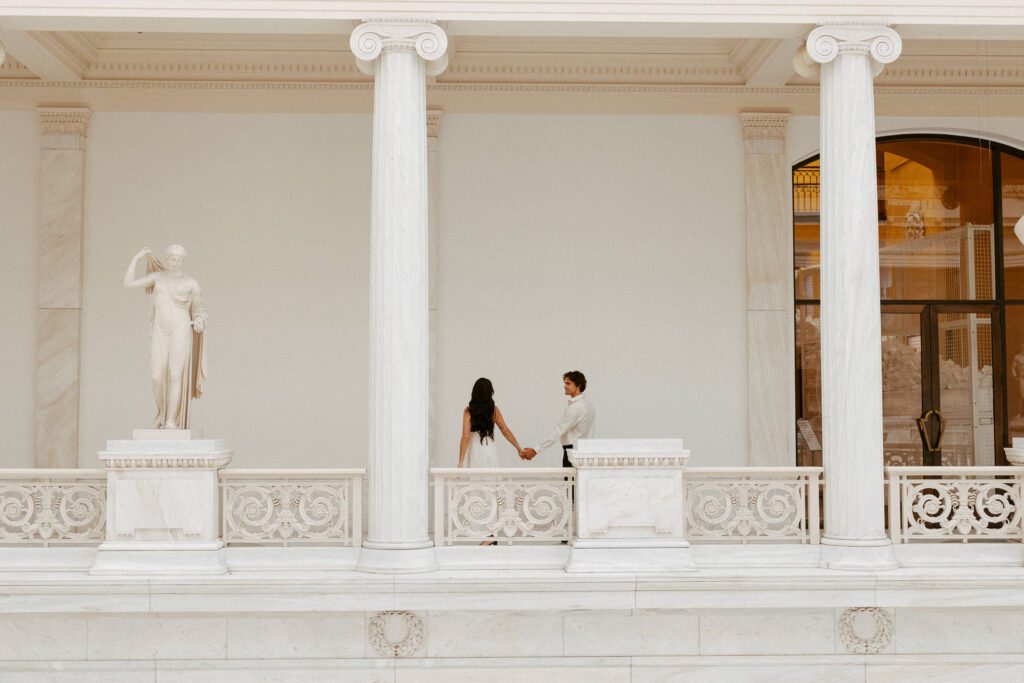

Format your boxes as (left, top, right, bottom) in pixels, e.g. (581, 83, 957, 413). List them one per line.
(38, 106, 91, 135)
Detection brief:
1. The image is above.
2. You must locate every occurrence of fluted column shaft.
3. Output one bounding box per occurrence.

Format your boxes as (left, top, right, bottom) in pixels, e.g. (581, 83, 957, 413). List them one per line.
(797, 25, 901, 570)
(351, 22, 447, 573)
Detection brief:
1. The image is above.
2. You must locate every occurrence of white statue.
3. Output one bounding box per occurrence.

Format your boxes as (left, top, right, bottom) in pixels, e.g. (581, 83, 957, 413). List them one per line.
(123, 245, 207, 429)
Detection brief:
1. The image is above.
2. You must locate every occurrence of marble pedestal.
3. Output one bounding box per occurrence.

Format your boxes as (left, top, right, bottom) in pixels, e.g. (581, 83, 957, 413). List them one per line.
(1006, 437, 1024, 466)
(90, 430, 232, 576)
(565, 438, 695, 573)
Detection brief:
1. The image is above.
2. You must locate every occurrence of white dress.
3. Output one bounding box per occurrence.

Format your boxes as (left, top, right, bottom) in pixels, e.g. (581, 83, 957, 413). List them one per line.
(464, 432, 500, 468)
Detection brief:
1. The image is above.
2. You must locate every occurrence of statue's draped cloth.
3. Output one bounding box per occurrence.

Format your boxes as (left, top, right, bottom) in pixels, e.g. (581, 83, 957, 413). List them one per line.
(145, 254, 207, 428)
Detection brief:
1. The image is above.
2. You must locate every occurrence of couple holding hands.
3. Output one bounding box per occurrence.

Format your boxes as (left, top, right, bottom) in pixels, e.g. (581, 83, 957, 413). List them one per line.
(457, 371, 596, 469)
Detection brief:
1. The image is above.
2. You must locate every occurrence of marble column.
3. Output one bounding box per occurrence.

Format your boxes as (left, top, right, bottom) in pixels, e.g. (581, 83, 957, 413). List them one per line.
(741, 113, 794, 467)
(35, 107, 90, 468)
(427, 109, 443, 466)
(795, 25, 901, 570)
(350, 21, 448, 573)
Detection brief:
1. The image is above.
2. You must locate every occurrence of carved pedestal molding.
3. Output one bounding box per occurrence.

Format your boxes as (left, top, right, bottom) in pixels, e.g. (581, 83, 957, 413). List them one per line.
(795, 25, 901, 571)
(838, 607, 894, 654)
(35, 107, 91, 468)
(368, 611, 425, 657)
(90, 430, 232, 575)
(741, 112, 794, 467)
(351, 21, 448, 573)
(566, 439, 696, 573)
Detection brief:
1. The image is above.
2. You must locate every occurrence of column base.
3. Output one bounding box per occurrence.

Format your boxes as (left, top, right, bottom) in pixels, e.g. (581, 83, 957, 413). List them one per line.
(819, 538, 899, 571)
(565, 539, 697, 573)
(90, 542, 228, 576)
(357, 544, 437, 573)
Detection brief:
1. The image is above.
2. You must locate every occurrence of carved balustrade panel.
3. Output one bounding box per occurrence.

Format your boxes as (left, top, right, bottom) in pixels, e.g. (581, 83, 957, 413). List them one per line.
(221, 471, 362, 545)
(0, 472, 106, 544)
(684, 468, 822, 543)
(433, 469, 573, 544)
(889, 468, 1024, 542)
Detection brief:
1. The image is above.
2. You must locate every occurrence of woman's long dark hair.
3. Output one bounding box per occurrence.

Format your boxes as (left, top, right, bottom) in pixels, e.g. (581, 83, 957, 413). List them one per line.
(468, 377, 495, 441)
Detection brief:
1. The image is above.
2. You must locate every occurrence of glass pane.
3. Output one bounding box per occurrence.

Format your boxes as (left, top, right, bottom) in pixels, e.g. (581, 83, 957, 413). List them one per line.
(795, 304, 821, 466)
(1006, 306, 1024, 443)
(793, 160, 821, 300)
(936, 312, 994, 466)
(881, 312, 924, 466)
(1002, 152, 1024, 299)
(878, 140, 994, 301)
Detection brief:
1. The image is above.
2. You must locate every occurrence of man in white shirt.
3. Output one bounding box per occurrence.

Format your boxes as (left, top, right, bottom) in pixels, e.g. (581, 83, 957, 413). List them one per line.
(521, 370, 596, 467)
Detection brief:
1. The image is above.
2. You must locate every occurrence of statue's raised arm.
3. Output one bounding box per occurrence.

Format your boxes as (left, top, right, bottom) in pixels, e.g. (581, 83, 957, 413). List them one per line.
(128, 245, 208, 430)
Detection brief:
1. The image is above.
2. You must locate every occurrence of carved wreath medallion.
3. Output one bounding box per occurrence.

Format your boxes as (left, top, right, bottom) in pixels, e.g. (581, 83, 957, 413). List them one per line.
(368, 611, 424, 657)
(838, 607, 893, 654)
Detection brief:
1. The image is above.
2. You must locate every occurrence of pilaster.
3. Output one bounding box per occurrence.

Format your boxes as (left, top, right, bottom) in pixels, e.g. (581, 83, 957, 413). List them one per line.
(35, 107, 90, 468)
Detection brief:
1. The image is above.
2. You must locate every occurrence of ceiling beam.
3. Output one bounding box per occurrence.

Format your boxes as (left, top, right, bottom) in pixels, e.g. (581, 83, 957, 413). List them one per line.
(0, 29, 80, 79)
(744, 36, 803, 87)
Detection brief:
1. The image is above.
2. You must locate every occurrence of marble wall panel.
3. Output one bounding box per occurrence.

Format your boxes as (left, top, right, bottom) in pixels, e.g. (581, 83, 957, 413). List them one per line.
(747, 309, 795, 466)
(86, 615, 227, 660)
(563, 609, 700, 656)
(226, 614, 365, 659)
(34, 308, 80, 468)
(37, 148, 84, 310)
(699, 608, 836, 655)
(426, 611, 563, 657)
(894, 607, 1024, 654)
(0, 615, 87, 660)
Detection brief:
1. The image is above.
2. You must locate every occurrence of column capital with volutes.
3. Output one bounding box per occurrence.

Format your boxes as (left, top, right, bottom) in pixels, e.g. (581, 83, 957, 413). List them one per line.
(794, 24, 902, 78)
(350, 20, 449, 77)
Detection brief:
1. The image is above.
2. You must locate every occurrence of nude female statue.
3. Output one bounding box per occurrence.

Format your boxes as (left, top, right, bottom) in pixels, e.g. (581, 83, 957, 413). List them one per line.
(123, 245, 208, 429)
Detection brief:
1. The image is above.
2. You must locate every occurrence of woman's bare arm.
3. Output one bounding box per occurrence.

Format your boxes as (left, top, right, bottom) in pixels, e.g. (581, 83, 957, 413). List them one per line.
(458, 408, 471, 467)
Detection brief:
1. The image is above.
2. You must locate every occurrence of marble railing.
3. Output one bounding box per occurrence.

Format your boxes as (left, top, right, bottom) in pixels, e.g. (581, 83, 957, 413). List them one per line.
(684, 467, 823, 544)
(0, 469, 107, 545)
(432, 468, 574, 545)
(887, 467, 1024, 543)
(219, 469, 363, 546)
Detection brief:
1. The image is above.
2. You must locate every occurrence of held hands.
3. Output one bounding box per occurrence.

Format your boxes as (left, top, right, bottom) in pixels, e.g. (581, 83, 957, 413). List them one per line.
(519, 447, 537, 461)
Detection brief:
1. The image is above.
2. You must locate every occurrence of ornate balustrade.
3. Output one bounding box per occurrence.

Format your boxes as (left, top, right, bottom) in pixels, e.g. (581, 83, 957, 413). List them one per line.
(0, 470, 107, 545)
(219, 469, 363, 546)
(887, 467, 1023, 543)
(684, 467, 822, 543)
(432, 468, 573, 545)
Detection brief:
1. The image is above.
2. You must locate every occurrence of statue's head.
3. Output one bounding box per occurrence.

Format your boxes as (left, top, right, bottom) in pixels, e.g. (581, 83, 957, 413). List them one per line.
(165, 244, 187, 271)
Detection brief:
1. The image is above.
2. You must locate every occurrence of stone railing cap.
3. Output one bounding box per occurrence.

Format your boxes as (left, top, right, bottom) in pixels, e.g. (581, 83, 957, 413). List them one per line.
(575, 438, 685, 454)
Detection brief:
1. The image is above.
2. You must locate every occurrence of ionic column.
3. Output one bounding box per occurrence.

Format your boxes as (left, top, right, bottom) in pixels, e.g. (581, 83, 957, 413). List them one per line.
(795, 25, 901, 570)
(741, 113, 794, 467)
(350, 21, 448, 573)
(35, 107, 90, 468)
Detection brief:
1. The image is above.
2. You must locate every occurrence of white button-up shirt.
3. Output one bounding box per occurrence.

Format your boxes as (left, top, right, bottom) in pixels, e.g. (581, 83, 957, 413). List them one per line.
(535, 393, 596, 453)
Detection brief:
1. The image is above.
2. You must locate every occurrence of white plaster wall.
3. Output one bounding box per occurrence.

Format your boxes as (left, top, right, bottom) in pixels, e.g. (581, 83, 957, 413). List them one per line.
(2, 112, 748, 469)
(0, 112, 39, 469)
(80, 113, 372, 468)
(433, 115, 748, 468)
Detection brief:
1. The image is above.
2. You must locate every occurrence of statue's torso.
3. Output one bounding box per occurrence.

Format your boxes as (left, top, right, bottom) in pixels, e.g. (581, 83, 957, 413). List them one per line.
(152, 273, 196, 331)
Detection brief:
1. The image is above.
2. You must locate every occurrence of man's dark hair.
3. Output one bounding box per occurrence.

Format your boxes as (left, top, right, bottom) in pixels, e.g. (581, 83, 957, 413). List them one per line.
(564, 370, 587, 392)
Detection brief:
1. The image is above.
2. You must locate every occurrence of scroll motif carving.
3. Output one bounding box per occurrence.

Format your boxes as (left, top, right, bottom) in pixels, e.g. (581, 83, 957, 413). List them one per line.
(223, 480, 354, 544)
(902, 479, 1022, 540)
(686, 479, 809, 541)
(350, 21, 449, 76)
(439, 475, 573, 544)
(0, 481, 105, 543)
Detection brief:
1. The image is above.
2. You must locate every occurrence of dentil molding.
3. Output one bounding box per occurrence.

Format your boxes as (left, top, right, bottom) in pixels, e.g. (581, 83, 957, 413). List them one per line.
(38, 107, 91, 135)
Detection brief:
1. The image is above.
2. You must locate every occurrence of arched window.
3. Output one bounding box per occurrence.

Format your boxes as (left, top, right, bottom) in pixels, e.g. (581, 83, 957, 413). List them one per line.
(793, 135, 1024, 467)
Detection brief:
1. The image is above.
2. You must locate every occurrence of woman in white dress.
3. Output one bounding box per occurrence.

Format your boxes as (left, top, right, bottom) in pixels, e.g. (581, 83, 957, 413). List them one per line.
(458, 377, 523, 469)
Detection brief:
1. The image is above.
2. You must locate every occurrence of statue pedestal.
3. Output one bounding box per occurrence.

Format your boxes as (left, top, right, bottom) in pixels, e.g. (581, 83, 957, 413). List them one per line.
(565, 438, 696, 573)
(90, 430, 232, 576)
